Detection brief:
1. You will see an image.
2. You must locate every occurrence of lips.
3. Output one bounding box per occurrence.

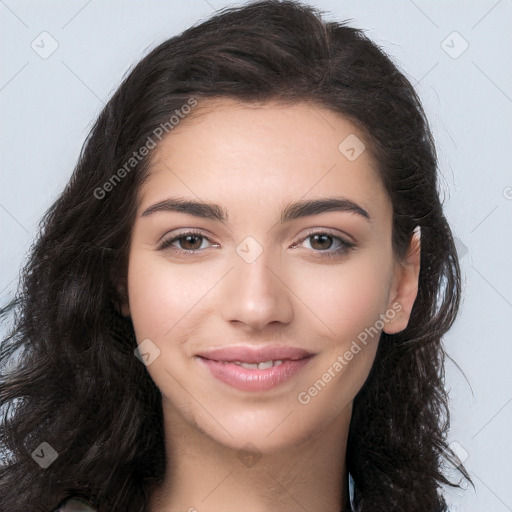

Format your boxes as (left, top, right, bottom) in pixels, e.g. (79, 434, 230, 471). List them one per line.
(195, 345, 315, 392)
(195, 345, 314, 364)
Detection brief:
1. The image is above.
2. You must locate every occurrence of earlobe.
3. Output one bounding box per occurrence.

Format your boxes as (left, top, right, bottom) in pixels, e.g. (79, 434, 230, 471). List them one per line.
(383, 226, 421, 335)
(120, 301, 131, 317)
(113, 276, 131, 317)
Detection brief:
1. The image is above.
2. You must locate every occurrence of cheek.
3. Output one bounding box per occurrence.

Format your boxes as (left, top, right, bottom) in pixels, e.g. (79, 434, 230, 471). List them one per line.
(293, 255, 393, 347)
(126, 253, 212, 340)
(293, 263, 390, 423)
(125, 254, 208, 402)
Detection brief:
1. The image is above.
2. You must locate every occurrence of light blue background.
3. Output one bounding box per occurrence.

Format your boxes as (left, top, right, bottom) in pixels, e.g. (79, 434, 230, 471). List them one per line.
(1, 1, 511, 510)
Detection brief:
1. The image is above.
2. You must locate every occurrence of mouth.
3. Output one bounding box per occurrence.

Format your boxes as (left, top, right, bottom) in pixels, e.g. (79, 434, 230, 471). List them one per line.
(195, 345, 316, 392)
(208, 359, 290, 370)
(195, 344, 315, 364)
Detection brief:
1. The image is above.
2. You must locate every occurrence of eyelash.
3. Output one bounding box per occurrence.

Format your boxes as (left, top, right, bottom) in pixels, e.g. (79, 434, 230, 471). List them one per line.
(157, 230, 356, 260)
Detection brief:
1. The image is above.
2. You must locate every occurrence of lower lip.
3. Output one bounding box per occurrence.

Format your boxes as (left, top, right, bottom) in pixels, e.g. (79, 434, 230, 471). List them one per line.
(196, 356, 314, 392)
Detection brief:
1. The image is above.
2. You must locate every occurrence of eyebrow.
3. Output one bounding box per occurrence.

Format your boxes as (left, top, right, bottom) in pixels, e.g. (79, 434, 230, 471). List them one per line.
(141, 196, 371, 223)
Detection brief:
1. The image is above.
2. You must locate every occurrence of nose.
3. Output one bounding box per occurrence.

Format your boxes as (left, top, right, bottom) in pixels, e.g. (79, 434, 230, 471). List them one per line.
(220, 248, 294, 332)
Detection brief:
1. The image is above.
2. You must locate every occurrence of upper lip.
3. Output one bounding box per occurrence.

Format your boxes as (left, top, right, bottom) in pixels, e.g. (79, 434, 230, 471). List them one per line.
(195, 345, 315, 364)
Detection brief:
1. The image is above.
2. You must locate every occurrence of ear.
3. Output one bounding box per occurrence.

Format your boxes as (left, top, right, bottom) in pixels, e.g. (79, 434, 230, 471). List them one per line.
(383, 226, 421, 335)
(113, 275, 131, 317)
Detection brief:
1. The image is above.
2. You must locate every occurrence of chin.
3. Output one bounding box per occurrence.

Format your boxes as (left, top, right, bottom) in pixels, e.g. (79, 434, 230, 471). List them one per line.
(188, 401, 338, 455)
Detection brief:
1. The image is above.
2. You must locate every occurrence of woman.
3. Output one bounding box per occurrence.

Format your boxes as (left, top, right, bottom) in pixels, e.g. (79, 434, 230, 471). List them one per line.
(0, 1, 473, 511)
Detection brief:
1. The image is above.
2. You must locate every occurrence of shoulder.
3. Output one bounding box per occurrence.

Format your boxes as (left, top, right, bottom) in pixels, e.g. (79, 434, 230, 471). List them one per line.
(53, 496, 97, 511)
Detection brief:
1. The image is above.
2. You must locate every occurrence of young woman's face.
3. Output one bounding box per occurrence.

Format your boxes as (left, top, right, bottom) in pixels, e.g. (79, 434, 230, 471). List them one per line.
(122, 99, 418, 452)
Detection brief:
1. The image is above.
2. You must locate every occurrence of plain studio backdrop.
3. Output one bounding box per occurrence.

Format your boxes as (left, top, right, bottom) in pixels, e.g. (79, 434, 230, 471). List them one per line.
(0, 1, 511, 511)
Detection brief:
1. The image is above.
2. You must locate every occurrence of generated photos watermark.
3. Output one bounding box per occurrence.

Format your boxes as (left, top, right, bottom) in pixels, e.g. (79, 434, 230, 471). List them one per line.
(297, 302, 403, 405)
(94, 97, 198, 200)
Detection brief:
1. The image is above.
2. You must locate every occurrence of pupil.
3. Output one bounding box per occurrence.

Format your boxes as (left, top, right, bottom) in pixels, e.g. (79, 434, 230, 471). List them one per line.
(312, 234, 331, 250)
(184, 235, 201, 250)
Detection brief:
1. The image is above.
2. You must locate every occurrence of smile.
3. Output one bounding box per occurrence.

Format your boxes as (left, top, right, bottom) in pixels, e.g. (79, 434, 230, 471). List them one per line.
(195, 345, 315, 392)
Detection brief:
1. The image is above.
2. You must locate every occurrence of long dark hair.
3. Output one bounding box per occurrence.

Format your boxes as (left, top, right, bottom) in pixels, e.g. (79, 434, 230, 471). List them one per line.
(0, 1, 473, 510)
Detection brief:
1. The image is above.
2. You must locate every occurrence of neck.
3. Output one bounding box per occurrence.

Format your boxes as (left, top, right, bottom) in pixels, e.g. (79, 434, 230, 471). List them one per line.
(148, 400, 352, 512)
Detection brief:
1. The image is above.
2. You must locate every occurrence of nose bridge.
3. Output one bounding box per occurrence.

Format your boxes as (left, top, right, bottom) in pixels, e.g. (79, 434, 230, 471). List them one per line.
(220, 235, 294, 330)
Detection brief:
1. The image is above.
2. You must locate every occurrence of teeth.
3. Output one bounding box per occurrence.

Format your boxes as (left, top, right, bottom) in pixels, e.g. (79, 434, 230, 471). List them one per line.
(232, 359, 284, 370)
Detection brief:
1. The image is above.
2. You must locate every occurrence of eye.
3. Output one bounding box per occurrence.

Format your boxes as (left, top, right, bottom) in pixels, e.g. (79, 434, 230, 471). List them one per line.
(157, 229, 356, 260)
(294, 231, 356, 259)
(157, 231, 215, 254)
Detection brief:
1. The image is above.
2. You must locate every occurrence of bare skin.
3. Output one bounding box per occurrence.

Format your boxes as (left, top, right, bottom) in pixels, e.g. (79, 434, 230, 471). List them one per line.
(118, 99, 421, 512)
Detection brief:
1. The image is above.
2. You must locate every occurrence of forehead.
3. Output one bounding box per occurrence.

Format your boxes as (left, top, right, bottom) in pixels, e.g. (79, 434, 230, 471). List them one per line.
(138, 98, 389, 221)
